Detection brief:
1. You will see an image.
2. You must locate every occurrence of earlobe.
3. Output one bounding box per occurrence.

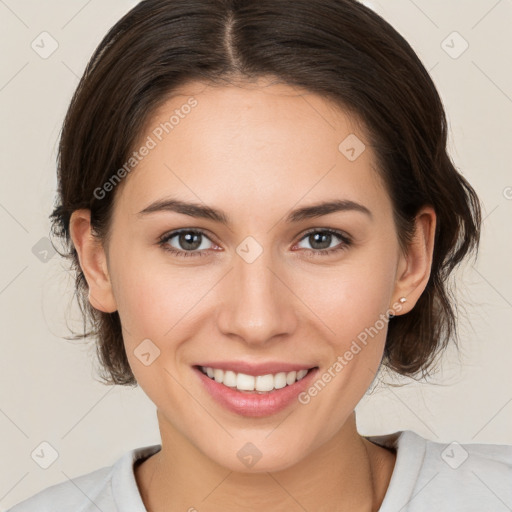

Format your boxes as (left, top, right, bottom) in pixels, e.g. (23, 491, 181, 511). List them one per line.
(69, 209, 118, 313)
(391, 206, 436, 314)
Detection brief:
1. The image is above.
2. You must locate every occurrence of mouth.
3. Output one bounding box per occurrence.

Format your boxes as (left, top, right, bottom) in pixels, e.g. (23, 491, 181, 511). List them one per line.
(192, 364, 320, 417)
(195, 365, 317, 393)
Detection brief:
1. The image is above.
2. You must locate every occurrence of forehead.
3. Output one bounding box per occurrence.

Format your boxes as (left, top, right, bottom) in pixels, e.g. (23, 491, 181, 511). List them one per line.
(115, 79, 389, 220)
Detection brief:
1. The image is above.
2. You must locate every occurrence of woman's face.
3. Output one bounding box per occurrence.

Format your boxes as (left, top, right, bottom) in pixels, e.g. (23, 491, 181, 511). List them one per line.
(90, 78, 431, 472)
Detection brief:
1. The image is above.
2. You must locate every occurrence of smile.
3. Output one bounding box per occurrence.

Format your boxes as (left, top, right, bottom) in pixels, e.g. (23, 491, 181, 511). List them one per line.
(194, 365, 320, 417)
(199, 366, 312, 393)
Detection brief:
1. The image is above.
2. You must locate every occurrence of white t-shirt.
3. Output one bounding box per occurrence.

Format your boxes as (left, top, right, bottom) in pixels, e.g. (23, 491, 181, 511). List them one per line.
(7, 430, 512, 511)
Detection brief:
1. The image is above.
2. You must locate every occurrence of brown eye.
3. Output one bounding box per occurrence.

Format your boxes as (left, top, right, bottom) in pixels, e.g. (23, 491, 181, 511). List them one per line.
(295, 229, 352, 256)
(158, 229, 214, 257)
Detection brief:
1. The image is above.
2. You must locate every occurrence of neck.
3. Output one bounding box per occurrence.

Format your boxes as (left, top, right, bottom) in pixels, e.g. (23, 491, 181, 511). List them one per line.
(135, 411, 394, 512)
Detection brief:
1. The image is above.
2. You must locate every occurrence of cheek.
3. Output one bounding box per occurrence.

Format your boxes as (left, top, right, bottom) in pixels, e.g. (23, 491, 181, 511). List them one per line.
(294, 268, 394, 426)
(294, 255, 396, 343)
(289, 241, 398, 396)
(111, 251, 218, 347)
(110, 262, 165, 337)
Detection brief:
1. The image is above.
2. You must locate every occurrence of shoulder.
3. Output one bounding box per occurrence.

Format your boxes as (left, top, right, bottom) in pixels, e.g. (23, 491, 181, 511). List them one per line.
(418, 432, 512, 508)
(367, 430, 512, 511)
(6, 444, 161, 512)
(6, 465, 114, 512)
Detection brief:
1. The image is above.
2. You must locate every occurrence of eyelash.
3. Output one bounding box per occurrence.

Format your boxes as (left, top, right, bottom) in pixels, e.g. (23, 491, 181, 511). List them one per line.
(158, 228, 352, 258)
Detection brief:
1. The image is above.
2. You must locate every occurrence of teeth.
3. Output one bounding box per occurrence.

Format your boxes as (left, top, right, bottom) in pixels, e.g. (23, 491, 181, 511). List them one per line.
(274, 372, 287, 389)
(200, 366, 312, 392)
(223, 370, 237, 387)
(255, 374, 274, 392)
(237, 372, 255, 391)
(286, 371, 297, 385)
(296, 369, 308, 380)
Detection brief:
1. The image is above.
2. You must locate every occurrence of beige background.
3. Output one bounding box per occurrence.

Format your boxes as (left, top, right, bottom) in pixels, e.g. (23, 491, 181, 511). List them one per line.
(1, 0, 511, 509)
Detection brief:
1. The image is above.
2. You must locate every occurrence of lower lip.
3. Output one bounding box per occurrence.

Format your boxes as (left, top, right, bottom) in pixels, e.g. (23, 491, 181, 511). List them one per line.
(194, 366, 319, 417)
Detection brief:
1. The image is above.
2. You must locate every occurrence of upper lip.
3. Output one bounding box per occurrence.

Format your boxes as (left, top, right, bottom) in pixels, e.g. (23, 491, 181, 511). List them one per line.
(195, 360, 317, 376)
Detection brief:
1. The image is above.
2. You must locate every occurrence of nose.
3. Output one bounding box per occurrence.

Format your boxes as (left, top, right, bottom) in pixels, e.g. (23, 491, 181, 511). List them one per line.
(216, 248, 298, 346)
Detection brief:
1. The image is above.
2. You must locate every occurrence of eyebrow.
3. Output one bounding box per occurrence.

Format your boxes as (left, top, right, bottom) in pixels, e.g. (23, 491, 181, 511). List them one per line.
(137, 197, 373, 224)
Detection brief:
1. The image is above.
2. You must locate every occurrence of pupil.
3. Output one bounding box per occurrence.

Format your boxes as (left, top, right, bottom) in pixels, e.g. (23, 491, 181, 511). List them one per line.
(180, 232, 201, 250)
(177, 232, 333, 251)
(311, 232, 331, 249)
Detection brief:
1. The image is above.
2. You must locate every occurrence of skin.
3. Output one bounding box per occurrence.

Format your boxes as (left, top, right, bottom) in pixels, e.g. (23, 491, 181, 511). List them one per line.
(70, 77, 436, 511)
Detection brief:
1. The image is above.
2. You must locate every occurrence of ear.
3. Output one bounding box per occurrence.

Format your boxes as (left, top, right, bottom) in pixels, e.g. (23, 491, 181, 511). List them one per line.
(69, 209, 117, 313)
(391, 205, 436, 315)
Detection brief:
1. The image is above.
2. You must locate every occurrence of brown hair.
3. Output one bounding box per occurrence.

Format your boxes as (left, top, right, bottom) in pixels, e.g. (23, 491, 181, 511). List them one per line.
(50, 0, 481, 386)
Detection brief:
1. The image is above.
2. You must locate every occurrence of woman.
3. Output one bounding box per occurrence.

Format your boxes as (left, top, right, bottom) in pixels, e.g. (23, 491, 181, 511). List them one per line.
(8, 0, 512, 510)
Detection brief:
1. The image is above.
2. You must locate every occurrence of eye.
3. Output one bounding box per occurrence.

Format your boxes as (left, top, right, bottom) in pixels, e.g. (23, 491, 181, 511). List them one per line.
(294, 228, 352, 256)
(158, 228, 352, 258)
(158, 229, 216, 257)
